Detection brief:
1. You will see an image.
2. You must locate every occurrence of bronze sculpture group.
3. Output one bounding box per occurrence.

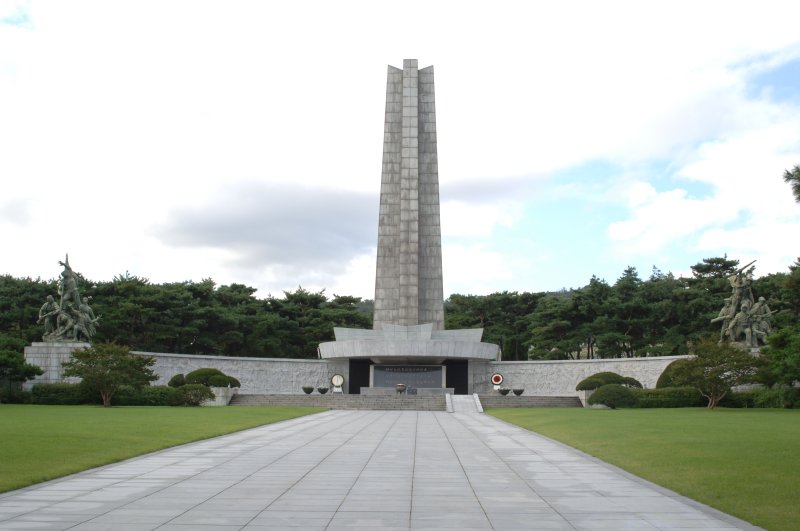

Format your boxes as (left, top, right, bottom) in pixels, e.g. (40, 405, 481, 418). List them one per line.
(711, 261, 773, 348)
(37, 256, 100, 342)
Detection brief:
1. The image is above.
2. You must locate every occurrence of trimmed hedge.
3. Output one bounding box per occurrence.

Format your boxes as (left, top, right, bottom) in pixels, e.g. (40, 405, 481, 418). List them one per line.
(0, 385, 31, 404)
(656, 359, 693, 388)
(167, 373, 186, 388)
(184, 368, 240, 388)
(753, 387, 800, 408)
(114, 385, 180, 406)
(30, 383, 97, 405)
(632, 386, 705, 408)
(175, 384, 215, 406)
(576, 372, 642, 391)
(719, 387, 800, 409)
(27, 382, 213, 406)
(587, 384, 637, 409)
(208, 374, 241, 388)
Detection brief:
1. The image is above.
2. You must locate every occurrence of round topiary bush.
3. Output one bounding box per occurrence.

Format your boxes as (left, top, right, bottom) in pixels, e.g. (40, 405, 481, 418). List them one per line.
(621, 376, 643, 389)
(575, 376, 603, 391)
(656, 359, 693, 388)
(168, 374, 186, 388)
(184, 368, 240, 388)
(587, 384, 637, 409)
(207, 374, 228, 387)
(185, 368, 226, 386)
(576, 371, 642, 391)
(207, 374, 240, 388)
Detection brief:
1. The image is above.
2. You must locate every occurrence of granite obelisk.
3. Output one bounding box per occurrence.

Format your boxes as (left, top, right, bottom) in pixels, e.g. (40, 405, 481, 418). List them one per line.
(373, 59, 445, 331)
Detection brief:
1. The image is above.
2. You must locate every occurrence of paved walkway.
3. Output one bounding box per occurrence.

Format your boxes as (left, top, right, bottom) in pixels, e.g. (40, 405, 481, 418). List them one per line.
(0, 410, 759, 530)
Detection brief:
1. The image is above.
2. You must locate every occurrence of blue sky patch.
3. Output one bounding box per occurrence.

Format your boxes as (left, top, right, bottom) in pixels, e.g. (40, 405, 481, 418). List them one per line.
(747, 57, 800, 104)
(1, 5, 32, 29)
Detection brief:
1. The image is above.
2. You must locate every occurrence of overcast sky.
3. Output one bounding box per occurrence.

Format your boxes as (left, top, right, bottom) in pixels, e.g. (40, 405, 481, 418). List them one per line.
(2, 1, 800, 300)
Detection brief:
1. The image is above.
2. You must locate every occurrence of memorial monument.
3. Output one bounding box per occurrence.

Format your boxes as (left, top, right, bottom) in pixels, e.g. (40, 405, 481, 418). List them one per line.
(24, 255, 99, 388)
(24, 61, 680, 398)
(319, 60, 499, 394)
(711, 260, 774, 349)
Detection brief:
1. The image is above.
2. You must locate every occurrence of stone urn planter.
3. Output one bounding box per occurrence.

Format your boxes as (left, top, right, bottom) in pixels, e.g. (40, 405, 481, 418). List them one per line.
(512, 388, 524, 396)
(395, 383, 407, 394)
(317, 386, 329, 395)
(302, 386, 314, 394)
(498, 387, 510, 396)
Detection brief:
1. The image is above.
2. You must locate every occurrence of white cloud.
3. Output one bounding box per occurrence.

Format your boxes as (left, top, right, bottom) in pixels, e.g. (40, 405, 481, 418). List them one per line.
(2, 1, 800, 300)
(441, 201, 521, 238)
(442, 243, 513, 296)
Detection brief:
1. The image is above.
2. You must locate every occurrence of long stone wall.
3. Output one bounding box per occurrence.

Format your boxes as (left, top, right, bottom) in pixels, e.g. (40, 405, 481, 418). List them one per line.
(25, 345, 682, 397)
(131, 351, 350, 395)
(471, 356, 686, 396)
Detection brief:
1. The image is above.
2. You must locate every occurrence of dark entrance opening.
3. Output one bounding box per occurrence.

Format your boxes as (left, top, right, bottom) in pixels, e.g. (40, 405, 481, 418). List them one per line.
(444, 359, 468, 395)
(348, 359, 372, 394)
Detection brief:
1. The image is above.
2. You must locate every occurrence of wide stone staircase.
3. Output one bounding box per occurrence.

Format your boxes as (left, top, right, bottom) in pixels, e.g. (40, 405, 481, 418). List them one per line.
(229, 394, 447, 411)
(478, 395, 582, 408)
(230, 393, 582, 410)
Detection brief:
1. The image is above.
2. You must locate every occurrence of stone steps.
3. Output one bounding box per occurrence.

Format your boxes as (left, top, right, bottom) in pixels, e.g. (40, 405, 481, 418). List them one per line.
(229, 394, 582, 410)
(229, 394, 447, 411)
(478, 395, 582, 408)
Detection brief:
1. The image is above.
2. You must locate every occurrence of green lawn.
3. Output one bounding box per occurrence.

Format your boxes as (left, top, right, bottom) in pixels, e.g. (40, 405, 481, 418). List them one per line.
(488, 407, 800, 531)
(0, 404, 324, 493)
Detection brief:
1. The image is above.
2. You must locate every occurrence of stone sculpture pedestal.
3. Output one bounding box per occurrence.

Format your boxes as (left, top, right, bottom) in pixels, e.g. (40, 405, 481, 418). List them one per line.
(23, 342, 89, 390)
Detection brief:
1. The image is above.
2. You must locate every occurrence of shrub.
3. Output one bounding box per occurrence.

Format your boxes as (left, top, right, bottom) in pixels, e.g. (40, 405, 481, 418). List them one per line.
(168, 374, 186, 388)
(621, 377, 643, 389)
(30, 383, 96, 405)
(576, 372, 642, 391)
(184, 368, 240, 388)
(576, 376, 603, 391)
(752, 387, 800, 409)
(115, 385, 179, 406)
(498, 388, 510, 395)
(587, 384, 637, 409)
(512, 388, 524, 396)
(302, 386, 314, 394)
(174, 384, 215, 406)
(185, 368, 225, 386)
(207, 374, 241, 388)
(632, 386, 705, 408)
(657, 359, 693, 388)
(317, 386, 329, 395)
(207, 374, 228, 387)
(0, 385, 31, 404)
(720, 391, 758, 408)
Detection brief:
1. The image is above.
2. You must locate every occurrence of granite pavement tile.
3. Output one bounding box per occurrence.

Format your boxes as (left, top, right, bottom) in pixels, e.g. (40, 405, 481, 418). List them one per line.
(0, 409, 761, 530)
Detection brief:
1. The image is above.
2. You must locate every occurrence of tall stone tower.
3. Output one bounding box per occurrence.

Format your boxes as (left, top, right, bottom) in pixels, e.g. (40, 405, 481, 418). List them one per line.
(373, 59, 445, 331)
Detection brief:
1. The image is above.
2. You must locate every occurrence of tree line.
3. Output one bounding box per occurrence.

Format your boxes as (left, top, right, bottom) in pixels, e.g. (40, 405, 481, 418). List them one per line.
(1, 256, 799, 360)
(445, 256, 800, 360)
(0, 274, 370, 359)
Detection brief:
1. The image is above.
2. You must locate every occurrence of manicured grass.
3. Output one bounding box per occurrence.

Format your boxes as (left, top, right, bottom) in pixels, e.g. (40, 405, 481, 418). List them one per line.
(487, 407, 800, 531)
(0, 404, 324, 493)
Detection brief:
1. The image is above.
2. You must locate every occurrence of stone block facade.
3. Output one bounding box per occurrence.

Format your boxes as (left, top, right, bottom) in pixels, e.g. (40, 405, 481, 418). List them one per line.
(374, 59, 444, 330)
(24, 346, 681, 398)
(22, 342, 87, 389)
(471, 356, 685, 396)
